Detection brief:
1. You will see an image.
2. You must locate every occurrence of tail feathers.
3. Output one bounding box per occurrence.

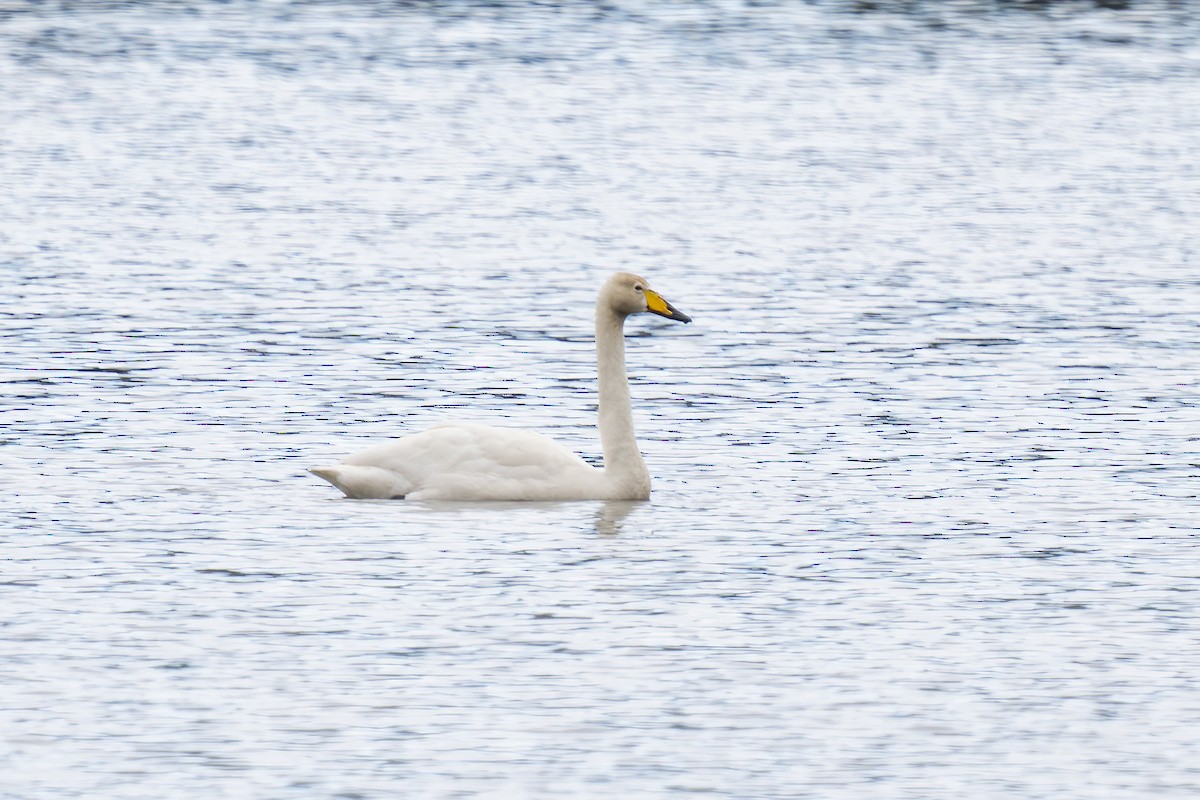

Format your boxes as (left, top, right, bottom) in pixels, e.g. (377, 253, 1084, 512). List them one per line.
(310, 465, 411, 499)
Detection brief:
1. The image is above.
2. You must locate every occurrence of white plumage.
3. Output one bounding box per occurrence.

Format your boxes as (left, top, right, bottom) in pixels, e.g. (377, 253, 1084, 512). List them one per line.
(310, 272, 691, 501)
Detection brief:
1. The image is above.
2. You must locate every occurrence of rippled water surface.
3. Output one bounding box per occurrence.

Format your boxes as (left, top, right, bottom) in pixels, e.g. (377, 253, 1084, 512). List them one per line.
(3, 1, 1199, 797)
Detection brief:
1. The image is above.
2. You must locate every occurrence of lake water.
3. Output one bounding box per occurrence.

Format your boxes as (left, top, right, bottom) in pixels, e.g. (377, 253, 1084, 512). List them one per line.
(3, 1, 1199, 797)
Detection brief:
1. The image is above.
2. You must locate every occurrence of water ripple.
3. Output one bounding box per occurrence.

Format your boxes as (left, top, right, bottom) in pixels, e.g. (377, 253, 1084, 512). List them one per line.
(3, 2, 1200, 799)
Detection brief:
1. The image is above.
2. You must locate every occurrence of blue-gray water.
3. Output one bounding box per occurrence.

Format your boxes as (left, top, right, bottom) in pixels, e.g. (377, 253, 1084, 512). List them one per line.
(3, 1, 1199, 797)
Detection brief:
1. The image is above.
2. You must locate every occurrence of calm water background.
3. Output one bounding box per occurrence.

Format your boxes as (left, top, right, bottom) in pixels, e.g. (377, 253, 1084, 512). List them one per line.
(3, 1, 1199, 797)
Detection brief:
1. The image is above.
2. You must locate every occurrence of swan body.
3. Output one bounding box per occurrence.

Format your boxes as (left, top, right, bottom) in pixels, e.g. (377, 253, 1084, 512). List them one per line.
(311, 423, 605, 501)
(311, 272, 691, 501)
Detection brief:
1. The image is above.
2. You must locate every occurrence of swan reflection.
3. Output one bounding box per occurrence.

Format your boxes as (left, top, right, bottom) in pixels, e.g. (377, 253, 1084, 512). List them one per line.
(593, 500, 640, 536)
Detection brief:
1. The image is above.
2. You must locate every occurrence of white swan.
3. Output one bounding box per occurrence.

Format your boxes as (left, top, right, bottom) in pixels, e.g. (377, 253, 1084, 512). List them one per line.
(310, 272, 691, 501)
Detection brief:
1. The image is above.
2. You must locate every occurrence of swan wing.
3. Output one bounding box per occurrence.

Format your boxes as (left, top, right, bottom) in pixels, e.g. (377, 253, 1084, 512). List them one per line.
(313, 422, 602, 500)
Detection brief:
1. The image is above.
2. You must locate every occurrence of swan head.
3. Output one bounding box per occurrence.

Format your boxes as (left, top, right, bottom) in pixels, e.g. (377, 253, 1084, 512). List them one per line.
(602, 272, 691, 323)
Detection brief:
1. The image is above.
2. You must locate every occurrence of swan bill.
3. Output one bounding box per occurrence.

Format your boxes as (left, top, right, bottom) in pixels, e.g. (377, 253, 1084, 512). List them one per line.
(645, 290, 691, 323)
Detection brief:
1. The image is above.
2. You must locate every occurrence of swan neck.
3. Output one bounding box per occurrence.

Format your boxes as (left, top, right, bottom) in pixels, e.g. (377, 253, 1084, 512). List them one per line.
(595, 304, 649, 495)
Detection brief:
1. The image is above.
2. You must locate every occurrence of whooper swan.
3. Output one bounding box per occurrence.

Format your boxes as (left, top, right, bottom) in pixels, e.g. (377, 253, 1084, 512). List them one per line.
(310, 272, 691, 500)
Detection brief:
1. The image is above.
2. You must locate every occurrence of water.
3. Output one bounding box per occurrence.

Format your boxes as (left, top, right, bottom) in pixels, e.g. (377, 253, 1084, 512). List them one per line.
(3, 1, 1199, 797)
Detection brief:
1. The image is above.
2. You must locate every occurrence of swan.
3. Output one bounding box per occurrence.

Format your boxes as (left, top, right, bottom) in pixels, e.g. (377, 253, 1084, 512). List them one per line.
(310, 272, 691, 501)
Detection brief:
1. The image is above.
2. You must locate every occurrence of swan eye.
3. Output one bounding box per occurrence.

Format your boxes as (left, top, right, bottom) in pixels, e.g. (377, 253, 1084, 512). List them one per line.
(635, 285, 644, 292)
